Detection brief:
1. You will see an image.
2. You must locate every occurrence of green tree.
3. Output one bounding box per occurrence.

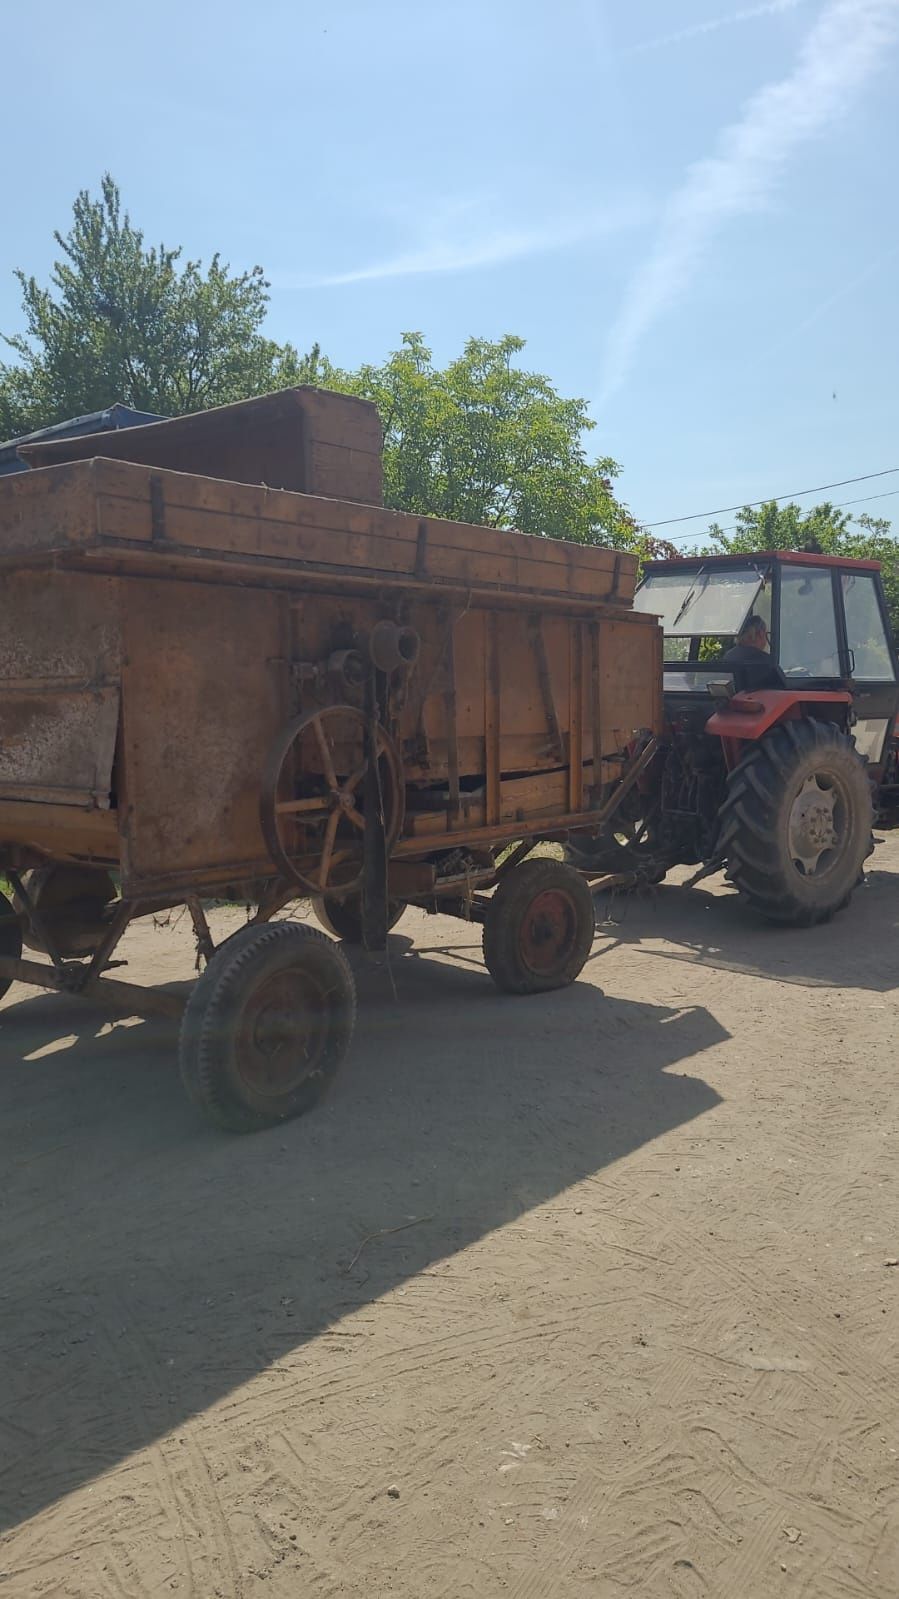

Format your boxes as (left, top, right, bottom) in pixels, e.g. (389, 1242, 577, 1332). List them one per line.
(324, 332, 639, 546)
(0, 175, 317, 438)
(704, 499, 899, 637)
(0, 181, 639, 553)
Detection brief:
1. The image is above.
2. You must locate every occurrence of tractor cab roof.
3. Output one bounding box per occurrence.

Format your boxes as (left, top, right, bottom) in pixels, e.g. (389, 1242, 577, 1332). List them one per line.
(642, 550, 882, 575)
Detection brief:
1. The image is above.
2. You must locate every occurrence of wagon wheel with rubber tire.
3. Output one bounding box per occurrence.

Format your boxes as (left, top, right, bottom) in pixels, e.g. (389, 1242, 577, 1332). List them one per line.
(179, 919, 287, 1114)
(311, 894, 406, 944)
(483, 858, 596, 995)
(260, 705, 404, 897)
(0, 891, 23, 1000)
(718, 717, 872, 926)
(179, 921, 357, 1134)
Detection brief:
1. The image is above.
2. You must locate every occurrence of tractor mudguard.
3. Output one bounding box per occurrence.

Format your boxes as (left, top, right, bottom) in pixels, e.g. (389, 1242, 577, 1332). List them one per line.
(707, 690, 852, 768)
(707, 689, 851, 740)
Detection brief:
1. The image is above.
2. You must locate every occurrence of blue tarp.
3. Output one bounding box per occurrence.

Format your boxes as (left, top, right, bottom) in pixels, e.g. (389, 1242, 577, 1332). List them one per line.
(0, 402, 165, 475)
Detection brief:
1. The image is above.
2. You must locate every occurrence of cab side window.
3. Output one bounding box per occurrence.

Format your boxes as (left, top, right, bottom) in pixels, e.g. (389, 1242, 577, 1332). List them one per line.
(779, 568, 840, 677)
(841, 573, 896, 681)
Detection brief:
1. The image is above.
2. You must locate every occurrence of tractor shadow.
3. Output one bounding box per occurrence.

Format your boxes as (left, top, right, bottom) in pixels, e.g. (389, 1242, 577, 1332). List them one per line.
(0, 935, 726, 1533)
(591, 857, 899, 993)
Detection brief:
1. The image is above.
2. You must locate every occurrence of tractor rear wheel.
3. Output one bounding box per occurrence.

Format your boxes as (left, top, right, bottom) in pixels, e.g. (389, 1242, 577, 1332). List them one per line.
(719, 718, 872, 926)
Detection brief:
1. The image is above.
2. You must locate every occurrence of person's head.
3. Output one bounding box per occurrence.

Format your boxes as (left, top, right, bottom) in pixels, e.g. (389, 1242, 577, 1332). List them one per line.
(738, 615, 770, 653)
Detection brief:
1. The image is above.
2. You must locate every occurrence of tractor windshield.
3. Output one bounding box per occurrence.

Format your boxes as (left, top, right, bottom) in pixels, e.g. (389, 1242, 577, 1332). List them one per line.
(634, 565, 769, 635)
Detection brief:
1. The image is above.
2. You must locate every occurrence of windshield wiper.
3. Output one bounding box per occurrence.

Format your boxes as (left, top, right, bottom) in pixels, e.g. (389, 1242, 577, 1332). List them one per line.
(670, 565, 706, 630)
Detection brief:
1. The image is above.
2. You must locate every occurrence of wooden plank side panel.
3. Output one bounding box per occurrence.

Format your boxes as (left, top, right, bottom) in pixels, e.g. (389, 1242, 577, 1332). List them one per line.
(0, 460, 96, 557)
(89, 459, 635, 601)
(485, 612, 501, 825)
(297, 388, 383, 456)
(305, 441, 382, 506)
(496, 612, 572, 768)
(118, 577, 287, 890)
(596, 615, 664, 753)
(568, 624, 584, 813)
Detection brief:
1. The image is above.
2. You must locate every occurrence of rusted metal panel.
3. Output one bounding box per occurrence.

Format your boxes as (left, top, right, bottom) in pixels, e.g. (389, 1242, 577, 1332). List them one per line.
(0, 387, 661, 905)
(0, 687, 120, 807)
(21, 388, 383, 505)
(0, 568, 122, 813)
(0, 569, 121, 685)
(118, 576, 287, 892)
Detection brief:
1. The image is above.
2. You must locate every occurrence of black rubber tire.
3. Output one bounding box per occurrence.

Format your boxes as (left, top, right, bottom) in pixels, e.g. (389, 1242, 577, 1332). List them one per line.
(718, 718, 872, 927)
(0, 890, 23, 1001)
(311, 894, 406, 944)
(483, 858, 596, 995)
(179, 921, 279, 1114)
(179, 922, 356, 1134)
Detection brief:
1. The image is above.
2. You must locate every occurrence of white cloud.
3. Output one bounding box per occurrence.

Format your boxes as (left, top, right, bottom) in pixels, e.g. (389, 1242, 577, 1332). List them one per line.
(624, 0, 807, 56)
(600, 0, 899, 404)
(277, 196, 649, 289)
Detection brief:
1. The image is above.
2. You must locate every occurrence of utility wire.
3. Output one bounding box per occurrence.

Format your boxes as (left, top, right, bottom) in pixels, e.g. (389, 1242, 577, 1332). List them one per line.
(661, 486, 899, 544)
(643, 467, 899, 528)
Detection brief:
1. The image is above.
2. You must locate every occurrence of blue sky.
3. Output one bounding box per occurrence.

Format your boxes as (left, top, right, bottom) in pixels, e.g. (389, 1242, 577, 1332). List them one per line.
(1, 0, 897, 538)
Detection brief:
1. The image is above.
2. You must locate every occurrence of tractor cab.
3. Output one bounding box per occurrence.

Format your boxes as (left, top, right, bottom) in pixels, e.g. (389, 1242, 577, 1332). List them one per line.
(634, 552, 899, 774)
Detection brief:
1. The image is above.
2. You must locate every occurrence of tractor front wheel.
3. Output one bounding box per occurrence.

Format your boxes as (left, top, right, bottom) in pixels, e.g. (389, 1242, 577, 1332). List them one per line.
(719, 718, 872, 926)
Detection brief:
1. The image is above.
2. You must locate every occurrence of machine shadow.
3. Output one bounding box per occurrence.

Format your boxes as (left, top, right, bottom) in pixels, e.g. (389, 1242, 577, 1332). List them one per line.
(592, 862, 899, 993)
(0, 940, 726, 1533)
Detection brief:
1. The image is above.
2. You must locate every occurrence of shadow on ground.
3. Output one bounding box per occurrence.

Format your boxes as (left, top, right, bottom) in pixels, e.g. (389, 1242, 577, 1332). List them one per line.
(592, 862, 899, 992)
(0, 937, 725, 1531)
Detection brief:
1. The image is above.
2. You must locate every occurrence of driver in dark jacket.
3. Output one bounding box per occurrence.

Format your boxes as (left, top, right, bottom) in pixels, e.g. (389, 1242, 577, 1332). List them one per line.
(721, 615, 786, 691)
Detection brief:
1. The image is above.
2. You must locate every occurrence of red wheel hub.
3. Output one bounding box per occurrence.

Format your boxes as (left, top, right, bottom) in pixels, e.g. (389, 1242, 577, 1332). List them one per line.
(518, 888, 579, 976)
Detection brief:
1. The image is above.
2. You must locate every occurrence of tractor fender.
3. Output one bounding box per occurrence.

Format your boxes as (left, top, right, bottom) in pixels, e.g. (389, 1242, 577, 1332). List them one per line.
(707, 689, 852, 768)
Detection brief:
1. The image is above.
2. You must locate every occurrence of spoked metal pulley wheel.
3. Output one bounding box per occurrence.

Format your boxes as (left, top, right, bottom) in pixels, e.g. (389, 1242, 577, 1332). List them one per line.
(260, 705, 404, 896)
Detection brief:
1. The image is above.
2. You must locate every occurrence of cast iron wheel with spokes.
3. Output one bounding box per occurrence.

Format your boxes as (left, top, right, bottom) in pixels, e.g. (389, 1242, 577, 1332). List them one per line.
(718, 717, 872, 926)
(179, 922, 357, 1133)
(259, 705, 404, 897)
(483, 858, 596, 995)
(0, 890, 23, 1000)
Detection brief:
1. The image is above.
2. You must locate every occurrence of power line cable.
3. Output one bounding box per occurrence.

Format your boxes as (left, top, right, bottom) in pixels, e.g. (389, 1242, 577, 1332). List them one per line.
(660, 486, 899, 544)
(643, 467, 899, 528)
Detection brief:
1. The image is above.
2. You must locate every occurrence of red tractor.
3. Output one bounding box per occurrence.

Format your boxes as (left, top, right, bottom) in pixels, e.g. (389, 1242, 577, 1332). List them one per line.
(566, 551, 899, 925)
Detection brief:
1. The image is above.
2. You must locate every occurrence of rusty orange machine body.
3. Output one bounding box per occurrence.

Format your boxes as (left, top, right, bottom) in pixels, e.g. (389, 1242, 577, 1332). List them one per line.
(0, 387, 661, 903)
(0, 388, 662, 1131)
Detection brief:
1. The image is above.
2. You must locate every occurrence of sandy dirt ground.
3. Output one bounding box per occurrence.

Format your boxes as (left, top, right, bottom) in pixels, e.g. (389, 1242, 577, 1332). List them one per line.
(1, 842, 898, 1599)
